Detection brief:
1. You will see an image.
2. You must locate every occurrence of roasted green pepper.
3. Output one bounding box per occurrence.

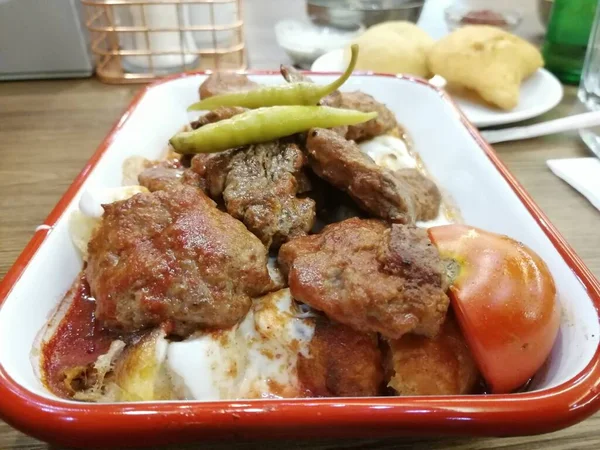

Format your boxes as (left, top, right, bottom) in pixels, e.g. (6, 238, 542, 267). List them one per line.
(170, 105, 377, 154)
(187, 45, 359, 111)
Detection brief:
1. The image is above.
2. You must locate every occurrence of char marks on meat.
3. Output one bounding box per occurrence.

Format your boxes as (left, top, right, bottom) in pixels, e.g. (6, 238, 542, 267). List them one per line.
(86, 185, 273, 337)
(340, 91, 399, 142)
(201, 140, 316, 249)
(307, 128, 416, 224)
(279, 218, 449, 339)
(298, 316, 383, 397)
(199, 72, 259, 99)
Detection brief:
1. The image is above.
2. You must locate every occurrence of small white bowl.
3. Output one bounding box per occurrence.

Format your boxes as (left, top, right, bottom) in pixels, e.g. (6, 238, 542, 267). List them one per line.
(274, 19, 364, 68)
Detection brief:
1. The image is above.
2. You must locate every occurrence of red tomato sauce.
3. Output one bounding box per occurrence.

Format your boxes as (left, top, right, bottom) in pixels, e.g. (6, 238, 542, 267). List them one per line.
(41, 274, 116, 397)
(460, 10, 508, 27)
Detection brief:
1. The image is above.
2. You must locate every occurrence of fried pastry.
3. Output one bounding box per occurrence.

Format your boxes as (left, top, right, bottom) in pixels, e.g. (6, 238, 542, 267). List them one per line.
(348, 21, 434, 77)
(427, 25, 543, 110)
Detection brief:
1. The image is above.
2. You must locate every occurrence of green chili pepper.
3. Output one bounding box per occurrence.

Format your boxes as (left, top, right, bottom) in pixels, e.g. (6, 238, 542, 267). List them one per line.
(169, 105, 377, 154)
(187, 45, 359, 112)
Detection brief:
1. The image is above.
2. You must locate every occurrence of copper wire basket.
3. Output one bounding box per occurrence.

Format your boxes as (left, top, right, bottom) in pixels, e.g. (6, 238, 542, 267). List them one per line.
(81, 0, 246, 83)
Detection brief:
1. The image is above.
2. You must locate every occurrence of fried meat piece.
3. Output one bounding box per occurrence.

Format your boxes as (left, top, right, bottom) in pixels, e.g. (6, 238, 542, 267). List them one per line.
(340, 91, 398, 142)
(86, 185, 273, 337)
(298, 316, 383, 397)
(394, 168, 441, 222)
(306, 128, 416, 224)
(199, 72, 259, 99)
(190, 106, 247, 129)
(202, 140, 316, 249)
(386, 314, 479, 395)
(279, 218, 449, 339)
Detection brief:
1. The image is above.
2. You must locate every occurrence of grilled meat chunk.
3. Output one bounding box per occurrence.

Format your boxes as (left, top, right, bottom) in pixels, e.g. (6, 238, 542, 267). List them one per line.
(279, 218, 449, 339)
(86, 185, 273, 337)
(202, 140, 316, 248)
(306, 128, 416, 224)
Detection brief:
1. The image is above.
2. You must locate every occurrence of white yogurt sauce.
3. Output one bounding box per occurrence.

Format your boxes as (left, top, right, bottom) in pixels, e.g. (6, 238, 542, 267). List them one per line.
(358, 135, 455, 228)
(167, 289, 314, 400)
(359, 136, 416, 172)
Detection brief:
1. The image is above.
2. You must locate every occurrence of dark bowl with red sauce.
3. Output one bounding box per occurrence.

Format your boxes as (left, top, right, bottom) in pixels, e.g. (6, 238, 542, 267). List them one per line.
(444, 5, 523, 32)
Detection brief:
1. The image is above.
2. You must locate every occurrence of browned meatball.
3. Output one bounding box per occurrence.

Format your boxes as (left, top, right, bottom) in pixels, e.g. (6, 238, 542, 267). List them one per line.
(395, 168, 442, 221)
(386, 314, 479, 396)
(199, 73, 259, 99)
(298, 316, 383, 397)
(340, 91, 398, 142)
(279, 218, 449, 339)
(306, 128, 416, 224)
(86, 185, 273, 337)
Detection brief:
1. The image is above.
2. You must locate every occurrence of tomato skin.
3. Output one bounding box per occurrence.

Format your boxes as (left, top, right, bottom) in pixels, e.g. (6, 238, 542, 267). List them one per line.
(428, 224, 560, 394)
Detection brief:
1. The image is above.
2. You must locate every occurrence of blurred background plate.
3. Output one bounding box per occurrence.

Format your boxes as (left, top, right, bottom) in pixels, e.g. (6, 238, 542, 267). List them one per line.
(311, 48, 564, 128)
(306, 0, 425, 29)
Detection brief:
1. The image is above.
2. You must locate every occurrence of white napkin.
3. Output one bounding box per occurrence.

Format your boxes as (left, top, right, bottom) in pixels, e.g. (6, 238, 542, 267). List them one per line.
(547, 158, 600, 211)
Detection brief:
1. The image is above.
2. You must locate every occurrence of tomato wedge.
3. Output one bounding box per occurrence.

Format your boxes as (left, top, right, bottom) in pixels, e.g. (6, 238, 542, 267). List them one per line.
(428, 224, 560, 394)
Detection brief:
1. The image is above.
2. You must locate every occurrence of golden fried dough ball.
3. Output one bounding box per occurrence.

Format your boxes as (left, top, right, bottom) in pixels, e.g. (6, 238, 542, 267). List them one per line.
(386, 314, 480, 396)
(427, 25, 543, 110)
(348, 21, 434, 77)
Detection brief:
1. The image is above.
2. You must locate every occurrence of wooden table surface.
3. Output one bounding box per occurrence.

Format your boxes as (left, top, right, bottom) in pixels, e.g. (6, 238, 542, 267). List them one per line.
(1, 1, 600, 449)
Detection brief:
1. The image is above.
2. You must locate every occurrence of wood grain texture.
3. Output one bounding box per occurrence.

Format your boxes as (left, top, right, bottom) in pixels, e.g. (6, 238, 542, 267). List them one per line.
(1, 0, 600, 448)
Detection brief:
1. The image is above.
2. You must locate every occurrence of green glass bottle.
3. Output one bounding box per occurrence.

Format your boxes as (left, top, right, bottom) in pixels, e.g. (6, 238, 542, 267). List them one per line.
(542, 0, 599, 84)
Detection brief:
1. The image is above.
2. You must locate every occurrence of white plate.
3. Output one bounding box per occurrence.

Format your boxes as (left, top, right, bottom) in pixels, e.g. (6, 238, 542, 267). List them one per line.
(0, 73, 598, 445)
(311, 49, 564, 128)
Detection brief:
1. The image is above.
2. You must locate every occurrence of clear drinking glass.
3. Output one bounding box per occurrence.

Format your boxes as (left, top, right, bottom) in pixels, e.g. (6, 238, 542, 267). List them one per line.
(578, 2, 600, 157)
